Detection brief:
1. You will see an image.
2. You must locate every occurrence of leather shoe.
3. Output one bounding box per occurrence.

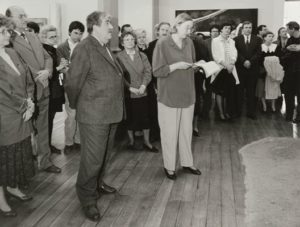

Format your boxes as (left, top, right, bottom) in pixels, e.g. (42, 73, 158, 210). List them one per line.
(82, 205, 101, 222)
(64, 145, 73, 155)
(6, 191, 33, 202)
(44, 165, 61, 174)
(50, 146, 62, 154)
(193, 130, 200, 137)
(164, 168, 176, 180)
(143, 144, 159, 153)
(98, 183, 117, 194)
(73, 143, 81, 150)
(0, 208, 17, 217)
(183, 166, 202, 175)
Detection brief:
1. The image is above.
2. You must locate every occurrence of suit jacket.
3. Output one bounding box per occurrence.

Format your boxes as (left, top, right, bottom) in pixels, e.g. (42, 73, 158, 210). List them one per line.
(0, 48, 33, 146)
(234, 34, 262, 72)
(10, 31, 53, 100)
(65, 35, 124, 124)
(56, 39, 71, 63)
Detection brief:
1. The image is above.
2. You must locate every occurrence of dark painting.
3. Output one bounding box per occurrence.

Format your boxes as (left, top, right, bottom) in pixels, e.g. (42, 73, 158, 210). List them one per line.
(176, 9, 258, 32)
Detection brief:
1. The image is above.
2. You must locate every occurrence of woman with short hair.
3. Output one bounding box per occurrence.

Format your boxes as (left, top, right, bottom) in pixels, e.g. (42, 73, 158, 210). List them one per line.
(153, 13, 201, 180)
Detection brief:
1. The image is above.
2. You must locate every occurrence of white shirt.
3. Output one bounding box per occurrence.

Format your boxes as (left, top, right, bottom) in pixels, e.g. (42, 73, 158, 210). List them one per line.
(68, 38, 78, 57)
(244, 34, 251, 44)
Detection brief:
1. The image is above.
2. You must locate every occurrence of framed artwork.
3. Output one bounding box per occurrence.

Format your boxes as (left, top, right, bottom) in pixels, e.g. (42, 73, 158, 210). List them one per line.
(176, 9, 258, 34)
(27, 18, 48, 27)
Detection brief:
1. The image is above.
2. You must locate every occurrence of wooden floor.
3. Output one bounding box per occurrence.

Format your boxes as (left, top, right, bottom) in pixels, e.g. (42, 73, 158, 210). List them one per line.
(0, 108, 297, 227)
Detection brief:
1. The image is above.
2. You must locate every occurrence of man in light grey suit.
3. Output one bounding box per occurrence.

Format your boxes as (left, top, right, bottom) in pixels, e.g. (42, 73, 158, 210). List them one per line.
(65, 11, 124, 221)
(6, 6, 61, 173)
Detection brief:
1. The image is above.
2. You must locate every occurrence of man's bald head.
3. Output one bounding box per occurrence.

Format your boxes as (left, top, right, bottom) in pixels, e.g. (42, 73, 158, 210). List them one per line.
(6, 6, 27, 31)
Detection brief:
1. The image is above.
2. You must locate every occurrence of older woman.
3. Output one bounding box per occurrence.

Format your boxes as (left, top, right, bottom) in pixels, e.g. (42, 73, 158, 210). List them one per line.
(153, 13, 201, 180)
(40, 25, 67, 154)
(135, 28, 148, 52)
(211, 23, 239, 120)
(0, 15, 35, 217)
(117, 31, 158, 152)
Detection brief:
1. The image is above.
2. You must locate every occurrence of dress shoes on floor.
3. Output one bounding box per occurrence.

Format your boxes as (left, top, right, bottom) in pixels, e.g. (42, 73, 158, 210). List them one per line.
(6, 191, 33, 202)
(50, 145, 62, 154)
(0, 208, 17, 217)
(193, 130, 200, 137)
(64, 145, 74, 155)
(182, 166, 202, 175)
(44, 165, 61, 174)
(82, 205, 101, 222)
(98, 183, 117, 194)
(143, 144, 159, 153)
(164, 168, 176, 180)
(246, 114, 257, 120)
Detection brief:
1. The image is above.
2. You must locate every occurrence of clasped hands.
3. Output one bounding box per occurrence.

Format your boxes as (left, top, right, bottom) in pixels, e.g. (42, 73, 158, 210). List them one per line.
(129, 85, 146, 95)
(35, 69, 50, 88)
(23, 98, 35, 122)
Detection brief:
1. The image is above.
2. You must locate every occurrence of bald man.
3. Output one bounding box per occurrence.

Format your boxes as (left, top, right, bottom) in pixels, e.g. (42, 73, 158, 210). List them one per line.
(6, 6, 61, 173)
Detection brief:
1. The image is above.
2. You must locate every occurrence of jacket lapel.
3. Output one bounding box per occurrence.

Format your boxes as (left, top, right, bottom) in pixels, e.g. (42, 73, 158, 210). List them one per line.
(90, 36, 122, 75)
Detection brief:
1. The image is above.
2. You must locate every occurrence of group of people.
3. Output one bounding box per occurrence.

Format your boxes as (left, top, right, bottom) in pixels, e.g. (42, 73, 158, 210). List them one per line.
(0, 5, 300, 222)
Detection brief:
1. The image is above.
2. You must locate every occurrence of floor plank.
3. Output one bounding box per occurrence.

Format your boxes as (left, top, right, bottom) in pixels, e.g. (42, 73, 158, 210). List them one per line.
(0, 108, 297, 227)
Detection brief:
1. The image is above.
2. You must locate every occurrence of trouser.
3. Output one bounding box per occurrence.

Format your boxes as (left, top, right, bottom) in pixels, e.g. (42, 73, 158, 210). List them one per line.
(237, 70, 258, 116)
(65, 94, 80, 146)
(158, 102, 194, 171)
(35, 97, 52, 169)
(76, 122, 117, 207)
(48, 108, 56, 147)
(284, 71, 300, 119)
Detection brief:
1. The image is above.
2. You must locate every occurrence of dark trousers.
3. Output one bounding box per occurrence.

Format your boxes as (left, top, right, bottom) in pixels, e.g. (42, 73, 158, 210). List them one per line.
(283, 71, 300, 120)
(237, 69, 258, 116)
(76, 122, 117, 207)
(35, 97, 52, 169)
(48, 109, 56, 147)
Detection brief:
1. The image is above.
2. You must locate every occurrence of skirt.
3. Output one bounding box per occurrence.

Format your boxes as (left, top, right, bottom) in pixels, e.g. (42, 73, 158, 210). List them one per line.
(211, 69, 236, 97)
(0, 137, 35, 188)
(125, 96, 150, 131)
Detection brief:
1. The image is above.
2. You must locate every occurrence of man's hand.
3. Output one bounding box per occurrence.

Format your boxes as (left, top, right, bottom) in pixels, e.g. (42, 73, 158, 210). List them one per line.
(243, 60, 251, 69)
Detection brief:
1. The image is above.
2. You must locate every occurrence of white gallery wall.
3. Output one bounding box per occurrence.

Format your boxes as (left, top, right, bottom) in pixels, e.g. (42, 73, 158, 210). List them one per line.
(0, 0, 98, 41)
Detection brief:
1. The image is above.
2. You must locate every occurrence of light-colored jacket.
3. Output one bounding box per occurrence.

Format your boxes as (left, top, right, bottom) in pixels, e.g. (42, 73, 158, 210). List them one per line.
(212, 35, 239, 84)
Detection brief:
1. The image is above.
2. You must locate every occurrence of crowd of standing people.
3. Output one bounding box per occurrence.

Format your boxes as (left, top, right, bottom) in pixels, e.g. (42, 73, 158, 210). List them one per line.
(0, 5, 300, 222)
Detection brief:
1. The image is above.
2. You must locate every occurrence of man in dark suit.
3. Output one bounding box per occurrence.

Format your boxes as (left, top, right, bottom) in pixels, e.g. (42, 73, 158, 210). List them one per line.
(6, 6, 61, 173)
(65, 11, 124, 222)
(57, 21, 85, 154)
(234, 21, 262, 119)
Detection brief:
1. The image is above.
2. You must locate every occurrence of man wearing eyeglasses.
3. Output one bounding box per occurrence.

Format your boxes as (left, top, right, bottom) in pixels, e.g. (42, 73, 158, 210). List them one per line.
(6, 5, 61, 174)
(65, 11, 124, 221)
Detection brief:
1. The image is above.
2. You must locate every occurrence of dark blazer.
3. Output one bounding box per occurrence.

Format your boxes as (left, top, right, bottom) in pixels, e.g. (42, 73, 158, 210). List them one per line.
(0, 48, 33, 146)
(234, 34, 262, 71)
(56, 39, 71, 63)
(65, 35, 124, 124)
(10, 31, 53, 100)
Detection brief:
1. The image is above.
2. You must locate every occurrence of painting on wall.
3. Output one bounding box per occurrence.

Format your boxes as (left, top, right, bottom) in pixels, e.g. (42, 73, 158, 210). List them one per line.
(175, 9, 258, 34)
(27, 18, 48, 27)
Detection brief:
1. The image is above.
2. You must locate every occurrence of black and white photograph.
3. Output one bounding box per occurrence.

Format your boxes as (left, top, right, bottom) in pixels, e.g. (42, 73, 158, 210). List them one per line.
(0, 0, 299, 226)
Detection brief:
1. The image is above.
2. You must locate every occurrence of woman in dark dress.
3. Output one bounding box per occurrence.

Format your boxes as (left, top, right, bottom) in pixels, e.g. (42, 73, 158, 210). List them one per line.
(40, 25, 67, 154)
(0, 16, 35, 217)
(117, 31, 158, 152)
